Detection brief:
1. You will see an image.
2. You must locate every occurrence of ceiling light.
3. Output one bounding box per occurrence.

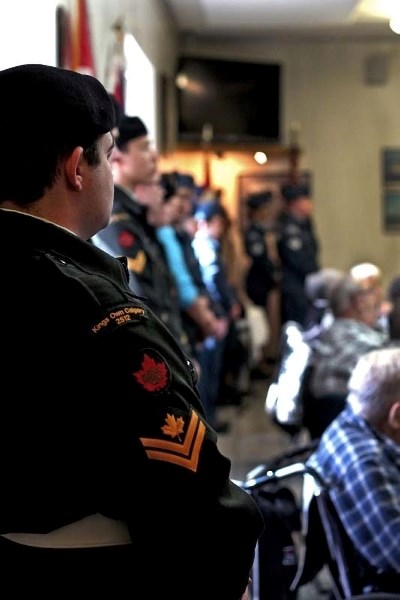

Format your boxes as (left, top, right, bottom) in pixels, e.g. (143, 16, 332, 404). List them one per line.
(254, 152, 267, 165)
(389, 16, 400, 33)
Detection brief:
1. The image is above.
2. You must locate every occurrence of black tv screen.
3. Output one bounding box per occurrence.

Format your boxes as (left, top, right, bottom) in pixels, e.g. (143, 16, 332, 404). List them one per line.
(175, 56, 281, 145)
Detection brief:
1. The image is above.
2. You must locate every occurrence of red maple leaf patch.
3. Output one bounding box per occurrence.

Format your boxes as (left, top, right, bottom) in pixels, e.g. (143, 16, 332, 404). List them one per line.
(133, 353, 169, 392)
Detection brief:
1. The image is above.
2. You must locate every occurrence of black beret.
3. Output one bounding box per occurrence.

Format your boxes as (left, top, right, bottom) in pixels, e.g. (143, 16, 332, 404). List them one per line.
(0, 64, 115, 146)
(247, 191, 272, 210)
(281, 183, 310, 202)
(116, 116, 148, 149)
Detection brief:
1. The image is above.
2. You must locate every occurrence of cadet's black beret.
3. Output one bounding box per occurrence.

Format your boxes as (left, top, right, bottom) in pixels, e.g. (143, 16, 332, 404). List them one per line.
(281, 183, 310, 202)
(116, 116, 148, 149)
(0, 64, 115, 146)
(247, 191, 272, 210)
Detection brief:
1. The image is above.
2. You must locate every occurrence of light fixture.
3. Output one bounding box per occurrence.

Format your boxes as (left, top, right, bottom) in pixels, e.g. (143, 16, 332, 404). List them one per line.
(389, 15, 400, 34)
(254, 151, 267, 165)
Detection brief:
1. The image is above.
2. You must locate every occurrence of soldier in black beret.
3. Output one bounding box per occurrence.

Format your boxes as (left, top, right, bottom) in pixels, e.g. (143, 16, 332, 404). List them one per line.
(115, 115, 148, 149)
(277, 181, 320, 326)
(0, 65, 262, 598)
(244, 191, 280, 306)
(92, 114, 190, 352)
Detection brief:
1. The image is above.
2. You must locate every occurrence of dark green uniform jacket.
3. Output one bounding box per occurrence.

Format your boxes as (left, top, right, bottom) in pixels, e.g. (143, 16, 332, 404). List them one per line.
(0, 209, 263, 599)
(93, 184, 186, 347)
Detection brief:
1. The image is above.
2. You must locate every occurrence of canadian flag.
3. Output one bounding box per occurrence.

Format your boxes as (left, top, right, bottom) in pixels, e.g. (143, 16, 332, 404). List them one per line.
(70, 0, 95, 76)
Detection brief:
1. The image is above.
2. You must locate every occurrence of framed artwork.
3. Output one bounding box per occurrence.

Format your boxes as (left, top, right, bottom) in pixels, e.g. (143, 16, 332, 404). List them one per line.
(383, 188, 400, 231)
(382, 148, 400, 183)
(237, 170, 312, 231)
(381, 148, 400, 231)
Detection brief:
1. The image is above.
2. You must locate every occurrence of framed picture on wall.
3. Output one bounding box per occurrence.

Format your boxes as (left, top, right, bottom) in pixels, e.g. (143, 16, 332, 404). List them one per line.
(381, 148, 400, 231)
(237, 170, 312, 231)
(382, 148, 400, 183)
(383, 188, 400, 231)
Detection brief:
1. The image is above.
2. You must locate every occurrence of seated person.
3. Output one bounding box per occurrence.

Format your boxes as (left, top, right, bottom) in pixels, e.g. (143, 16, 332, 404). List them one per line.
(307, 348, 400, 593)
(307, 274, 388, 437)
(303, 267, 344, 340)
(350, 261, 388, 333)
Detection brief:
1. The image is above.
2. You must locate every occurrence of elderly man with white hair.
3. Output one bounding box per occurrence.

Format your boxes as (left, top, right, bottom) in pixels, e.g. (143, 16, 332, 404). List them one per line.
(307, 347, 400, 593)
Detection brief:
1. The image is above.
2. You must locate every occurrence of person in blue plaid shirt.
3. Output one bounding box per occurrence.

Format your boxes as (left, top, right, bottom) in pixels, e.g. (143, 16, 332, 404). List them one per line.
(307, 347, 400, 593)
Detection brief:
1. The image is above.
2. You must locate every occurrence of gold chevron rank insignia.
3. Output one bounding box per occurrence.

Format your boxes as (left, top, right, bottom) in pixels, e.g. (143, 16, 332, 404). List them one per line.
(139, 410, 205, 473)
(127, 251, 147, 274)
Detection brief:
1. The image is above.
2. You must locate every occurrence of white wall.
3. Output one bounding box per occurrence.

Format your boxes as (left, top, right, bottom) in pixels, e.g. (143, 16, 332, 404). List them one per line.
(87, 0, 179, 148)
(0, 0, 62, 69)
(87, 0, 178, 83)
(0, 0, 178, 152)
(180, 37, 400, 288)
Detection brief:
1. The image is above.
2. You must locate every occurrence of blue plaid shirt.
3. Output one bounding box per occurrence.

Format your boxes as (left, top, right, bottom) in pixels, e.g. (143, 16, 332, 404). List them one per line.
(307, 406, 400, 572)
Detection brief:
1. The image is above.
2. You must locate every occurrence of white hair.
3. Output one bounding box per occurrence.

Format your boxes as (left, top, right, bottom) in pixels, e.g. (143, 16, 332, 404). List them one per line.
(347, 347, 400, 420)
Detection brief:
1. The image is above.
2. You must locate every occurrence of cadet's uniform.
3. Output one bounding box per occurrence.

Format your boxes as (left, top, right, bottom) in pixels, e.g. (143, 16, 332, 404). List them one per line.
(277, 211, 319, 325)
(244, 221, 280, 307)
(93, 184, 188, 349)
(0, 209, 263, 598)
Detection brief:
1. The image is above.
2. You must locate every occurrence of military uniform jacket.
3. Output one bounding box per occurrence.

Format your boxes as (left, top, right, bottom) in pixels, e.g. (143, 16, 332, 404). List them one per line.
(244, 222, 279, 306)
(277, 213, 319, 324)
(93, 185, 184, 345)
(0, 209, 263, 599)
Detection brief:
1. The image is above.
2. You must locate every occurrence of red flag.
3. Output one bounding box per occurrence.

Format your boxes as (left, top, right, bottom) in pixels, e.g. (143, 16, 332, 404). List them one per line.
(203, 151, 211, 188)
(71, 0, 95, 76)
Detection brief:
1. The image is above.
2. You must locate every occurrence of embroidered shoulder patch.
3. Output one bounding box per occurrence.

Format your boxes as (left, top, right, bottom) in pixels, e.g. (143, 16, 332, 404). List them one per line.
(139, 409, 205, 472)
(132, 349, 171, 393)
(127, 251, 146, 274)
(118, 230, 135, 248)
(91, 305, 146, 335)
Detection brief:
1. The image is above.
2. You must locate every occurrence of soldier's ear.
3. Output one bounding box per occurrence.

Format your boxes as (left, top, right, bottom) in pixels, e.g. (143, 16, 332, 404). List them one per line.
(64, 146, 84, 191)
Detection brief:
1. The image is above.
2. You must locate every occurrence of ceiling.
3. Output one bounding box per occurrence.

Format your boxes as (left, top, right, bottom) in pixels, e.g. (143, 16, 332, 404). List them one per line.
(162, 0, 400, 41)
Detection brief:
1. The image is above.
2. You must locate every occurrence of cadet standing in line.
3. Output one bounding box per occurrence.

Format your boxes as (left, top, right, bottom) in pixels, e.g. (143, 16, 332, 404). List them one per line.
(92, 116, 187, 347)
(277, 182, 320, 327)
(243, 190, 282, 369)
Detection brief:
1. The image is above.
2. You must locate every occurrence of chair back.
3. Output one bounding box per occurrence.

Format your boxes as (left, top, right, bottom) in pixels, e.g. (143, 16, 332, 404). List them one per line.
(292, 470, 400, 599)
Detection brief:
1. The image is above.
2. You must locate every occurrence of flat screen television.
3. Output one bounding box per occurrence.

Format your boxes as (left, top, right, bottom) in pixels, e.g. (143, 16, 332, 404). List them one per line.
(175, 56, 281, 146)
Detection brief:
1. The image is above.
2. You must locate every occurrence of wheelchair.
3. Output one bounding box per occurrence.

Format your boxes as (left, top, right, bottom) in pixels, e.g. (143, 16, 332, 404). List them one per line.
(237, 444, 400, 600)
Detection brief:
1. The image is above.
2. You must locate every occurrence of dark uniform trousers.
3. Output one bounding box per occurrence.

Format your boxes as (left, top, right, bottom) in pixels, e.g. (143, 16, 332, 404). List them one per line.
(0, 209, 263, 599)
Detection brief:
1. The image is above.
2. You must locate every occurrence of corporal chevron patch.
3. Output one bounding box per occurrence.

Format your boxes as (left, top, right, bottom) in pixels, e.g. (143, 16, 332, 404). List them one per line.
(139, 410, 205, 473)
(127, 251, 146, 274)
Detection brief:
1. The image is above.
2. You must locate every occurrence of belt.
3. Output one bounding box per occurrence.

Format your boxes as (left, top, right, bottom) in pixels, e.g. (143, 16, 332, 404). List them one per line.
(2, 513, 132, 549)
